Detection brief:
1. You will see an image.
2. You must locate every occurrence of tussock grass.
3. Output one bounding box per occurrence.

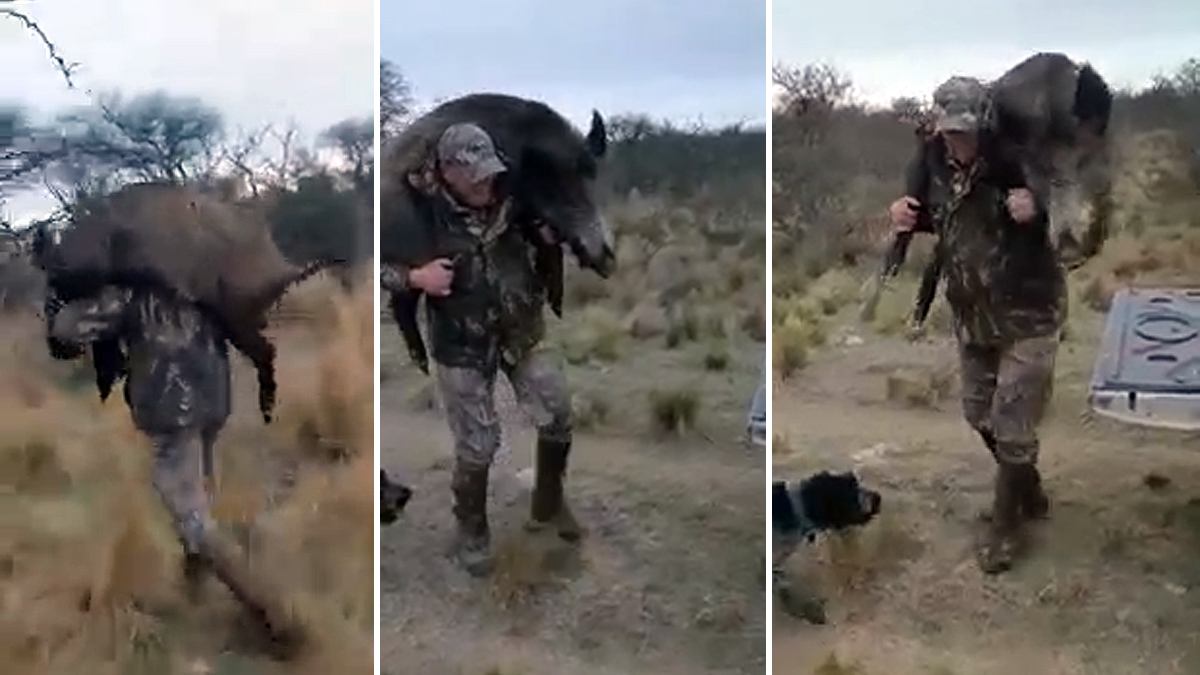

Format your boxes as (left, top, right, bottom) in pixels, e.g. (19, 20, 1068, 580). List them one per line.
(0, 277, 375, 673)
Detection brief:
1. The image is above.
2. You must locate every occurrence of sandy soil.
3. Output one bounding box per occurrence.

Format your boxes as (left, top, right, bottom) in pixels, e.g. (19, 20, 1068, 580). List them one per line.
(377, 324, 767, 675)
(773, 304, 1200, 675)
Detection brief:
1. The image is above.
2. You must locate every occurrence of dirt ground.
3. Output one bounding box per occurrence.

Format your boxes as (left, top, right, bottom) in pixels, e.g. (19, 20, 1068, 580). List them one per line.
(773, 292, 1200, 675)
(377, 309, 767, 675)
(0, 276, 374, 675)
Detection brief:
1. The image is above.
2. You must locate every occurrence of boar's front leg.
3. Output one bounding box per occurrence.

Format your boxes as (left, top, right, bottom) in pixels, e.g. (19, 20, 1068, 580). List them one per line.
(92, 339, 127, 401)
(230, 326, 276, 424)
(389, 289, 429, 375)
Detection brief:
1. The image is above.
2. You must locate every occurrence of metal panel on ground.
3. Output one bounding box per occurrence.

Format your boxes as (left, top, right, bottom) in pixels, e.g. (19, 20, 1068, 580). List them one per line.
(1088, 287, 1200, 430)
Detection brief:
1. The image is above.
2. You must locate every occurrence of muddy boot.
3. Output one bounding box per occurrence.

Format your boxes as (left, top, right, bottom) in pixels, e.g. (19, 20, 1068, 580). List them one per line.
(975, 431, 1050, 522)
(977, 463, 1023, 575)
(1019, 464, 1050, 520)
(449, 463, 493, 577)
(182, 551, 210, 605)
(201, 533, 306, 657)
(524, 438, 582, 542)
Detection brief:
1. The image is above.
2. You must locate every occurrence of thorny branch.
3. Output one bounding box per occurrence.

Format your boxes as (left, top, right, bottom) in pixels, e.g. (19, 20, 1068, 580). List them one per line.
(2, 6, 79, 89)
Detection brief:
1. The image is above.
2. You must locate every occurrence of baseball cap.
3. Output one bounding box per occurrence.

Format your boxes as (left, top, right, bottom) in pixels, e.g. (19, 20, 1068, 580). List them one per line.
(933, 76, 987, 133)
(436, 123, 507, 182)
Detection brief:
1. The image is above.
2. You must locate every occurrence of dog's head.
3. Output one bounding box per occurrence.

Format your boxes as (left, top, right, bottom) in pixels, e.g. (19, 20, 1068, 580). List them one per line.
(799, 471, 881, 531)
(380, 469, 413, 525)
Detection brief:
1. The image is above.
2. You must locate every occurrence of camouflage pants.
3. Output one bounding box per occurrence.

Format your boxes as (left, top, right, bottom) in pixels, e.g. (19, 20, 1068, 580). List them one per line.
(148, 427, 219, 554)
(959, 335, 1058, 465)
(436, 350, 572, 471)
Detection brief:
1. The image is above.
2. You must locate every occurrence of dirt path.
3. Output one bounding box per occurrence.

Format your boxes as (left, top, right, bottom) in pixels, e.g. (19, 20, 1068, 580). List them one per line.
(772, 308, 1200, 675)
(378, 331, 766, 675)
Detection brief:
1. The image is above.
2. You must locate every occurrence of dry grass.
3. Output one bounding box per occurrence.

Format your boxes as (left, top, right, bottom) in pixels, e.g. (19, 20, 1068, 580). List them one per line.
(812, 653, 866, 675)
(0, 273, 374, 674)
(648, 387, 701, 436)
(882, 365, 956, 409)
(271, 270, 375, 463)
(594, 195, 766, 349)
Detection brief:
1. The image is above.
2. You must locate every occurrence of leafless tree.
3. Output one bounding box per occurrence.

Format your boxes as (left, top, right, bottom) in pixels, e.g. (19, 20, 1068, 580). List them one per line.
(380, 59, 413, 139)
(2, 6, 78, 88)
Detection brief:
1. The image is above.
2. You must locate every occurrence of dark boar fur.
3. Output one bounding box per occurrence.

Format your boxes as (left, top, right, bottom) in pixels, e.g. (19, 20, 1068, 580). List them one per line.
(33, 183, 344, 421)
(988, 52, 1115, 264)
(380, 93, 613, 374)
(989, 52, 1113, 152)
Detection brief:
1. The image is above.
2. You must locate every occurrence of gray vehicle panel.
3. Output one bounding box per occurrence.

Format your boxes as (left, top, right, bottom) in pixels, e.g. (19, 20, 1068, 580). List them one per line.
(747, 357, 766, 447)
(1088, 287, 1200, 430)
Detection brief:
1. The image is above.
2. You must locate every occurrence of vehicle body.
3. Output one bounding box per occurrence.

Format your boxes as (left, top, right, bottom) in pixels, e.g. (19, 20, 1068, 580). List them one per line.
(747, 357, 767, 447)
(1088, 287, 1200, 431)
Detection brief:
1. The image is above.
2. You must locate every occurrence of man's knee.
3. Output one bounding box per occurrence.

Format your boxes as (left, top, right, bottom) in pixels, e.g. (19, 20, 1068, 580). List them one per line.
(992, 377, 1048, 463)
(535, 393, 572, 443)
(961, 398, 991, 434)
(958, 343, 999, 433)
(149, 431, 202, 485)
(514, 356, 572, 441)
(995, 337, 1056, 432)
(993, 439, 1038, 465)
(446, 409, 501, 469)
(147, 430, 212, 551)
(960, 378, 994, 432)
(438, 366, 500, 467)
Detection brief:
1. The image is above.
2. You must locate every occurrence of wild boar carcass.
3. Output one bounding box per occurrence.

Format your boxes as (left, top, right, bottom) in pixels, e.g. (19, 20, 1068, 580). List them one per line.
(989, 52, 1115, 266)
(35, 182, 342, 421)
(380, 93, 613, 373)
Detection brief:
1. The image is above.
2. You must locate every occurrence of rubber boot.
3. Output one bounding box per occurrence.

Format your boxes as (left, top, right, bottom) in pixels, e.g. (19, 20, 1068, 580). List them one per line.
(977, 430, 1049, 521)
(524, 438, 581, 542)
(977, 463, 1023, 575)
(201, 532, 306, 657)
(1019, 464, 1050, 520)
(449, 463, 493, 577)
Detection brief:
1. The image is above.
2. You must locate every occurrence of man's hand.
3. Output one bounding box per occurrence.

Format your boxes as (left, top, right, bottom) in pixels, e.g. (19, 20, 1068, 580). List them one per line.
(889, 197, 922, 232)
(1005, 188, 1037, 224)
(43, 291, 64, 320)
(409, 258, 455, 296)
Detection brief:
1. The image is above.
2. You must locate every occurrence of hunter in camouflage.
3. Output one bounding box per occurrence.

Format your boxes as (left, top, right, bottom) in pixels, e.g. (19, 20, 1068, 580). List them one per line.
(46, 285, 303, 650)
(887, 76, 1096, 574)
(380, 123, 579, 577)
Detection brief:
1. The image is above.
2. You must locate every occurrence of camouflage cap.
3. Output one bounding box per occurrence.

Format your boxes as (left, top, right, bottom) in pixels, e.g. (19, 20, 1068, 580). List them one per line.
(932, 76, 988, 133)
(436, 123, 507, 182)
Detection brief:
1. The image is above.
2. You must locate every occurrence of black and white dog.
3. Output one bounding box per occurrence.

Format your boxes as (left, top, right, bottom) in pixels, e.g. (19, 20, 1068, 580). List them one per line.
(380, 469, 413, 525)
(772, 471, 882, 624)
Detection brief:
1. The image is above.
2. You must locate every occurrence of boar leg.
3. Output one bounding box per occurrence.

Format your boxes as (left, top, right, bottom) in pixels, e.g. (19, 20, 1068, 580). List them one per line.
(230, 327, 277, 424)
(389, 290, 429, 375)
(92, 339, 127, 402)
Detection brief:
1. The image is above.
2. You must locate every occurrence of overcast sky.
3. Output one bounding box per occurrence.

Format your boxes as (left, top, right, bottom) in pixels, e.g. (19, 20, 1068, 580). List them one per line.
(774, 0, 1200, 105)
(380, 0, 767, 133)
(0, 0, 373, 224)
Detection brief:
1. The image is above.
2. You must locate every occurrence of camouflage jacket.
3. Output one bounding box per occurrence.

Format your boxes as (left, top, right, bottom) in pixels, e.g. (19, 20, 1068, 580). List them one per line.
(384, 187, 547, 372)
(48, 286, 232, 433)
(909, 134, 1065, 345)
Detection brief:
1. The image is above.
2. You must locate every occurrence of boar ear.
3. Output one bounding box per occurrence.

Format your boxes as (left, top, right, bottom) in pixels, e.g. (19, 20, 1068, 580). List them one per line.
(586, 110, 607, 159)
